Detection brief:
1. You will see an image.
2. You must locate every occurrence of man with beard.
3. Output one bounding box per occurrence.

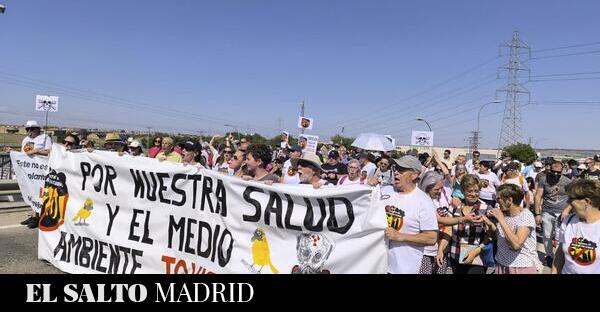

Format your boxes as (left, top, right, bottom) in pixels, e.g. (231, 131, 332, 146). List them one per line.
(534, 160, 572, 267)
(381, 155, 438, 274)
(243, 144, 280, 184)
(292, 153, 329, 189)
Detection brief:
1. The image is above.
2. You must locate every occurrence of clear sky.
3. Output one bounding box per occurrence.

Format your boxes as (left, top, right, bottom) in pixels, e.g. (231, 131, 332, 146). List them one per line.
(1, 0, 600, 149)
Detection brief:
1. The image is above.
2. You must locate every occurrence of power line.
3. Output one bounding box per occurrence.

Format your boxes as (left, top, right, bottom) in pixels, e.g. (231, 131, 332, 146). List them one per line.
(333, 55, 501, 127)
(529, 49, 600, 60)
(0, 71, 280, 133)
(341, 76, 499, 136)
(529, 77, 600, 82)
(530, 70, 600, 78)
(531, 41, 600, 53)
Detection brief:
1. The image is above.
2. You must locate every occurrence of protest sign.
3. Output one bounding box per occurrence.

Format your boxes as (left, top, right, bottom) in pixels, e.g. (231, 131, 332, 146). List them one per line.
(10, 152, 49, 214)
(298, 134, 319, 154)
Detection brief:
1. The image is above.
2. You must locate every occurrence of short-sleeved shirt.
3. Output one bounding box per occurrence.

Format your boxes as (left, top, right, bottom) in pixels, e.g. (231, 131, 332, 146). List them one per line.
(282, 159, 301, 184)
(537, 174, 571, 214)
(476, 171, 501, 201)
(581, 169, 600, 181)
(495, 209, 539, 268)
(380, 186, 438, 274)
(559, 215, 600, 274)
(21, 134, 52, 153)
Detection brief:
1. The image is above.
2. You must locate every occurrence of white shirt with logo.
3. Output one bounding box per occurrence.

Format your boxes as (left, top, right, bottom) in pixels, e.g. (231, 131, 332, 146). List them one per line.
(559, 215, 600, 274)
(282, 159, 300, 184)
(380, 185, 438, 274)
(21, 134, 52, 153)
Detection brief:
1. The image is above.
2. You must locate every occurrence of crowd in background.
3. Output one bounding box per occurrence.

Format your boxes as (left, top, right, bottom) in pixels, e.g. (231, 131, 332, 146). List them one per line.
(11, 120, 600, 274)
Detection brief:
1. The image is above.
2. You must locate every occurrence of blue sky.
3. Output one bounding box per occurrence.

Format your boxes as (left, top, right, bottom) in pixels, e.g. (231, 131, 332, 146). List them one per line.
(1, 0, 600, 149)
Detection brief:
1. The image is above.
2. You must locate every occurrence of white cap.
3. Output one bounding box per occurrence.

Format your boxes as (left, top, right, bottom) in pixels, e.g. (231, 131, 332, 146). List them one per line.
(25, 120, 40, 128)
(129, 140, 141, 148)
(534, 161, 543, 168)
(127, 137, 134, 143)
(578, 164, 587, 170)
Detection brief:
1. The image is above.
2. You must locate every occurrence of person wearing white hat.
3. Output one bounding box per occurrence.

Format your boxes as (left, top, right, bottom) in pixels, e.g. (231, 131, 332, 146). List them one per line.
(21, 120, 52, 156)
(291, 153, 329, 189)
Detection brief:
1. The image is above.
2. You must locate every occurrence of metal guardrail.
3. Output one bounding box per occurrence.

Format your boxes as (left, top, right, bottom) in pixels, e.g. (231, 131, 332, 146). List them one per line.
(0, 153, 14, 180)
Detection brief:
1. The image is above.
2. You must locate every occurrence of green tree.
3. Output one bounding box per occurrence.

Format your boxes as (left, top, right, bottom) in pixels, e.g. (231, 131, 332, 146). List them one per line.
(503, 143, 537, 164)
(329, 135, 355, 148)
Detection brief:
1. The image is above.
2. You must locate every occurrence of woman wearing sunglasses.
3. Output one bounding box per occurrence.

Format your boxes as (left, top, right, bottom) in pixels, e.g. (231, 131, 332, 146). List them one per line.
(148, 136, 163, 158)
(552, 179, 600, 274)
(62, 133, 80, 151)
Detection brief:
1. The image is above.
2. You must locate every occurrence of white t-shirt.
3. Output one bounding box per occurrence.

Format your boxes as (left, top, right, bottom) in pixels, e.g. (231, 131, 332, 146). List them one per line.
(559, 215, 600, 274)
(361, 162, 377, 181)
(380, 185, 438, 274)
(337, 175, 364, 186)
(466, 159, 477, 174)
(495, 209, 539, 268)
(21, 134, 52, 152)
(476, 171, 501, 201)
(424, 189, 451, 257)
(282, 159, 301, 184)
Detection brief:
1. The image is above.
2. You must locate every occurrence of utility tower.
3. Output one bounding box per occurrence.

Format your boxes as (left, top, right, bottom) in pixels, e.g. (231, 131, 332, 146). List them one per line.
(497, 31, 530, 149)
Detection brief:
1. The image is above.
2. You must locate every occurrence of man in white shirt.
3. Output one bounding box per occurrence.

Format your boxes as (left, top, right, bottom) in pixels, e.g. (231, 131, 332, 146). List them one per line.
(476, 161, 501, 207)
(18, 120, 53, 229)
(465, 151, 480, 174)
(21, 120, 52, 156)
(383, 155, 438, 274)
(281, 145, 302, 184)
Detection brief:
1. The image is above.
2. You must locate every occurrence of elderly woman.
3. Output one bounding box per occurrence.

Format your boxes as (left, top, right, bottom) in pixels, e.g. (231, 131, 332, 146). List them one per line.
(338, 159, 365, 186)
(148, 136, 163, 158)
(438, 174, 493, 274)
(552, 179, 600, 274)
(481, 184, 540, 274)
(419, 171, 484, 274)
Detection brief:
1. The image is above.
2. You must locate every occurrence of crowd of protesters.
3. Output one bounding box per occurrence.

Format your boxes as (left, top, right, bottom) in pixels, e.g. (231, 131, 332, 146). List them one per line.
(9, 120, 600, 274)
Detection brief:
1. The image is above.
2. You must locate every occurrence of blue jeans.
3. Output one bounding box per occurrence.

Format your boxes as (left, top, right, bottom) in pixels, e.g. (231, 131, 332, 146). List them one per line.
(541, 211, 558, 258)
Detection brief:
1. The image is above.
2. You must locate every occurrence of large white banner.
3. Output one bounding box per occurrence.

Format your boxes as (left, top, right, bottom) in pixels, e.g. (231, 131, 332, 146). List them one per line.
(10, 152, 49, 214)
(37, 144, 387, 274)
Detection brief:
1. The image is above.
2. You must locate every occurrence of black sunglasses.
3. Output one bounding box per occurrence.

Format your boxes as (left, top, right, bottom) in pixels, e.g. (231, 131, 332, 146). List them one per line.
(63, 140, 74, 145)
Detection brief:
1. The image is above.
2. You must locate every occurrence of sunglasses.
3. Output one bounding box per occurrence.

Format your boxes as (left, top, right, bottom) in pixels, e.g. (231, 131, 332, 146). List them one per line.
(223, 150, 233, 154)
(63, 140, 74, 145)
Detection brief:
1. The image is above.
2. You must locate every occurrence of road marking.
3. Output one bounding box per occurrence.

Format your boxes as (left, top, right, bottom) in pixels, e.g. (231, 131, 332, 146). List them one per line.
(0, 224, 26, 230)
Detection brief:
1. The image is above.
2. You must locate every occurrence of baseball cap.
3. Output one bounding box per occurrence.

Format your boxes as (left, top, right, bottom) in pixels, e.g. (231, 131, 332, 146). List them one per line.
(391, 155, 423, 173)
(533, 161, 543, 168)
(288, 145, 302, 153)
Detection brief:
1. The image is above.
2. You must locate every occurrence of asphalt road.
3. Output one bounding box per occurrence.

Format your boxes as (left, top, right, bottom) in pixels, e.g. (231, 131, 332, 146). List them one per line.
(0, 208, 62, 274)
(0, 207, 551, 274)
